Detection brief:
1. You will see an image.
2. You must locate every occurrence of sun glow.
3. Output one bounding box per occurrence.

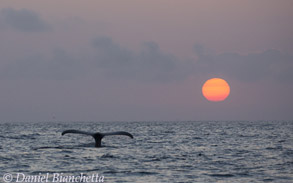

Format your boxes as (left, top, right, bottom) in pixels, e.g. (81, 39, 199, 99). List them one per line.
(202, 78, 230, 102)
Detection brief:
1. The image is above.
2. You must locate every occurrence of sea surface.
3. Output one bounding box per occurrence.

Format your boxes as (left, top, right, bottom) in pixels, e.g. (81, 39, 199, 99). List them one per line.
(0, 121, 292, 183)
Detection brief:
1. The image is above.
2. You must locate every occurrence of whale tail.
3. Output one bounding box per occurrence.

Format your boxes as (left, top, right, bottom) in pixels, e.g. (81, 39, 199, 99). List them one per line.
(62, 129, 133, 147)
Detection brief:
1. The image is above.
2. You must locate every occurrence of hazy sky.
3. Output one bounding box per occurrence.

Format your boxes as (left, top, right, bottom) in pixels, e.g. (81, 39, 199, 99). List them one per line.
(0, 1, 292, 122)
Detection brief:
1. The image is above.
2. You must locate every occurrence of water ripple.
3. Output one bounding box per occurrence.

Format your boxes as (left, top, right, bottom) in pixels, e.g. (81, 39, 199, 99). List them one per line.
(0, 121, 292, 182)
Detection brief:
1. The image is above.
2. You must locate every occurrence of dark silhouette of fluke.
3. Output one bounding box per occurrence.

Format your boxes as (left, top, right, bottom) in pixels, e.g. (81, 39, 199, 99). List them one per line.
(61, 129, 133, 147)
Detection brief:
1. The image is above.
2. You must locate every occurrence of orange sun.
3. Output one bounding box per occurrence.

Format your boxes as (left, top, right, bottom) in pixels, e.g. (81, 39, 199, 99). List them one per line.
(202, 78, 230, 102)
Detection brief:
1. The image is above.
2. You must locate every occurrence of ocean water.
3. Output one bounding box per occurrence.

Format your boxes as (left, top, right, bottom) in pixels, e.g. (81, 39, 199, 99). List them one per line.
(0, 121, 292, 183)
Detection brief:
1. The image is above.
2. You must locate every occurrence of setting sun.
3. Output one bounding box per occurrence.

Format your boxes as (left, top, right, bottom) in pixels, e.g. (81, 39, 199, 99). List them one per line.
(202, 78, 230, 102)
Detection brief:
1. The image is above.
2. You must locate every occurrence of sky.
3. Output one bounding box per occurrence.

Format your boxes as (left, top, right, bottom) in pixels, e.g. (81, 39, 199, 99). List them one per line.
(0, 0, 292, 122)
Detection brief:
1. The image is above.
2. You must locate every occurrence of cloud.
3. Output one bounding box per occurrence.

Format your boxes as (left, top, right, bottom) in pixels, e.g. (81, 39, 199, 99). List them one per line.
(92, 37, 133, 68)
(1, 33, 291, 84)
(0, 36, 194, 82)
(91, 37, 194, 82)
(91, 37, 293, 83)
(0, 8, 50, 32)
(0, 49, 85, 80)
(194, 44, 293, 83)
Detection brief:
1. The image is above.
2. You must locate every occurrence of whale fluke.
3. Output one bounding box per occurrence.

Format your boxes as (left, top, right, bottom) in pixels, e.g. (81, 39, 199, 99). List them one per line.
(61, 129, 133, 147)
(62, 129, 94, 136)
